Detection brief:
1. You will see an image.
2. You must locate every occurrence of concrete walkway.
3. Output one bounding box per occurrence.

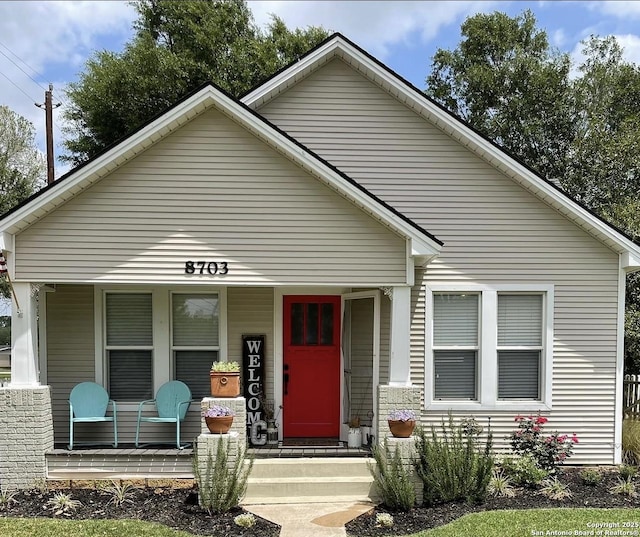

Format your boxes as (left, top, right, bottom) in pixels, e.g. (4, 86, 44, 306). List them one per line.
(245, 501, 374, 537)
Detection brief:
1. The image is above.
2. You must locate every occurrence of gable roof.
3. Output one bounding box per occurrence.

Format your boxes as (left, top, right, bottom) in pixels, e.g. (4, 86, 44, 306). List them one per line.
(0, 80, 441, 261)
(242, 33, 640, 272)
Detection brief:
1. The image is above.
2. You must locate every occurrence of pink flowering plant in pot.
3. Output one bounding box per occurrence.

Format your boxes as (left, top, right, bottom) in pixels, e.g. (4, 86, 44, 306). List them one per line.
(388, 409, 417, 422)
(203, 405, 235, 418)
(510, 414, 578, 472)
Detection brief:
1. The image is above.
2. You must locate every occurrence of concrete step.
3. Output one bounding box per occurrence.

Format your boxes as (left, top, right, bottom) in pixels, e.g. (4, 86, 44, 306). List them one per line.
(243, 457, 378, 505)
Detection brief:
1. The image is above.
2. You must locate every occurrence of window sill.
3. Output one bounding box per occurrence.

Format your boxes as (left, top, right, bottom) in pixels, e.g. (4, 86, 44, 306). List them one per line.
(425, 401, 551, 413)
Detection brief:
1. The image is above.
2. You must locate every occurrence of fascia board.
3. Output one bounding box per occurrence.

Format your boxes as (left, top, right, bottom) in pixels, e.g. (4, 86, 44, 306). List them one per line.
(242, 40, 341, 107)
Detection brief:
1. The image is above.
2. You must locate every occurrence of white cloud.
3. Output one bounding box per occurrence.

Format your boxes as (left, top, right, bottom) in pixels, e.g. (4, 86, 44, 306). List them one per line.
(248, 0, 497, 58)
(594, 0, 640, 19)
(0, 1, 135, 178)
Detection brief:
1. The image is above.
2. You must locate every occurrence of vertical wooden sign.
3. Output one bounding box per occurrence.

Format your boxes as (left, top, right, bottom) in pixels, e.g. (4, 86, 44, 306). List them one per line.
(242, 335, 265, 442)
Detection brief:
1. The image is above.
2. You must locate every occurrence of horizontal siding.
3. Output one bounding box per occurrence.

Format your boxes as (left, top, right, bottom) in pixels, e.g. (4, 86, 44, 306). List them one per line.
(259, 58, 621, 464)
(15, 108, 406, 285)
(227, 287, 275, 402)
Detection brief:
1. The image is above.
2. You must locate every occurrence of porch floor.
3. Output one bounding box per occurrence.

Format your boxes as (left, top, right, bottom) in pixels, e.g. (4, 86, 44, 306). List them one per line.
(49, 442, 372, 459)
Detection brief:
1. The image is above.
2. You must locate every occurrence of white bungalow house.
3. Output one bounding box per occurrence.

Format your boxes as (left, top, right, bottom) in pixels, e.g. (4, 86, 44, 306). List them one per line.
(1, 34, 639, 491)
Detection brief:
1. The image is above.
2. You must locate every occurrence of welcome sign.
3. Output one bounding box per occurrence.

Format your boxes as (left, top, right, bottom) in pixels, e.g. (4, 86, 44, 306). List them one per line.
(242, 335, 265, 442)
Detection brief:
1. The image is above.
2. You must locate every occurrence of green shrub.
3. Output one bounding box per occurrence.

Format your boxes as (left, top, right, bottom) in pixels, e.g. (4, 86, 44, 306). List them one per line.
(609, 477, 637, 497)
(368, 441, 416, 512)
(622, 418, 640, 465)
(618, 464, 637, 480)
(415, 414, 494, 506)
(540, 477, 572, 500)
(579, 468, 602, 486)
(500, 454, 548, 488)
(487, 469, 516, 498)
(193, 437, 254, 515)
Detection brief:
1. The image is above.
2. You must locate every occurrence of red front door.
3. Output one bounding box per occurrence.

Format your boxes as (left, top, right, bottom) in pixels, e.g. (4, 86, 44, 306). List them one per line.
(283, 295, 341, 437)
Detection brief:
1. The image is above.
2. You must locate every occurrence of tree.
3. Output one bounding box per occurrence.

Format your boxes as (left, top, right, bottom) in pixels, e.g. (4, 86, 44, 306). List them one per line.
(0, 106, 45, 214)
(426, 12, 640, 373)
(62, 0, 330, 165)
(426, 10, 575, 183)
(0, 106, 45, 301)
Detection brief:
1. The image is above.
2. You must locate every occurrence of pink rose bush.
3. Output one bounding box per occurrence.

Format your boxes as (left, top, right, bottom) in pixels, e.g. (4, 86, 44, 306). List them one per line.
(509, 414, 578, 471)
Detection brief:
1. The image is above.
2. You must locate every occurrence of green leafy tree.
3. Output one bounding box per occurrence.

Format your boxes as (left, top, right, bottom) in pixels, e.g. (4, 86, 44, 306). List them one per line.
(426, 10, 575, 183)
(0, 106, 44, 301)
(0, 106, 45, 213)
(62, 0, 330, 165)
(427, 12, 640, 374)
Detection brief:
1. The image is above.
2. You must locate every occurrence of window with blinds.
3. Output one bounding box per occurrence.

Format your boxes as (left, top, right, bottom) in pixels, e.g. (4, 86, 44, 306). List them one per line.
(172, 294, 219, 399)
(497, 294, 543, 400)
(433, 293, 479, 400)
(105, 293, 153, 401)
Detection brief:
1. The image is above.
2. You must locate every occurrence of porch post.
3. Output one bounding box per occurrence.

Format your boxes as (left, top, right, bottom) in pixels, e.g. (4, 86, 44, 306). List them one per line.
(10, 282, 39, 386)
(389, 286, 411, 386)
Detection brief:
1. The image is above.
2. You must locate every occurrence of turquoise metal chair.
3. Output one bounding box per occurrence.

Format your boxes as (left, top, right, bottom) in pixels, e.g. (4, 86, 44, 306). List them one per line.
(68, 382, 118, 450)
(135, 380, 193, 449)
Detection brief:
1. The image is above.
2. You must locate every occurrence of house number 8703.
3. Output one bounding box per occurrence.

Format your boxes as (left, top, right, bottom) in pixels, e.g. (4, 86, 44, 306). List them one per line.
(185, 261, 229, 275)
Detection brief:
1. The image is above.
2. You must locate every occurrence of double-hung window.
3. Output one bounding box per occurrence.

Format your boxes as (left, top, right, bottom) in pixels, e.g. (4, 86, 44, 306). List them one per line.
(433, 293, 479, 400)
(172, 293, 220, 399)
(105, 292, 154, 401)
(497, 294, 543, 400)
(427, 286, 552, 410)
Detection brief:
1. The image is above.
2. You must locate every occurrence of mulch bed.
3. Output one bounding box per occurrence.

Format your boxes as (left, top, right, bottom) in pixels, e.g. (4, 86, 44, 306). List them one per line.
(4, 481, 279, 537)
(345, 467, 640, 536)
(3, 468, 640, 537)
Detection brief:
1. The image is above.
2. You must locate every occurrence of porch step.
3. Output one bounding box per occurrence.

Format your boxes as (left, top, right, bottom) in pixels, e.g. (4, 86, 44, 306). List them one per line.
(243, 457, 378, 505)
(46, 448, 194, 480)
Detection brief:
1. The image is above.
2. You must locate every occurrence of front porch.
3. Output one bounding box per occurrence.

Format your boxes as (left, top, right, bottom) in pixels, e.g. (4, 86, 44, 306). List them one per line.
(46, 442, 372, 480)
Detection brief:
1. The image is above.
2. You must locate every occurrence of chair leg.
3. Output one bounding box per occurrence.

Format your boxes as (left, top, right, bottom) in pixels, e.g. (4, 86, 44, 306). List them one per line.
(176, 420, 181, 450)
(68, 420, 74, 450)
(113, 419, 118, 448)
(135, 421, 141, 448)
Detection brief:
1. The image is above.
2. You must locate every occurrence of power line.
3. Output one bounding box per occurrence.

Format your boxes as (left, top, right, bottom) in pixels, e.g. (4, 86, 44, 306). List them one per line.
(0, 70, 38, 103)
(0, 40, 70, 108)
(0, 40, 47, 92)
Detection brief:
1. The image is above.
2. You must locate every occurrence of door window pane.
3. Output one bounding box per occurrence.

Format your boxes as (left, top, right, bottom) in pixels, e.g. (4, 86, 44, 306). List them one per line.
(291, 303, 304, 345)
(306, 303, 319, 345)
(321, 303, 334, 345)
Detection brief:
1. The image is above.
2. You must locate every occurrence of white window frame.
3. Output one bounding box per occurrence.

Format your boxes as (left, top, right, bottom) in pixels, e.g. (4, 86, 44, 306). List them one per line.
(94, 285, 227, 411)
(425, 283, 553, 412)
(432, 292, 481, 401)
(170, 291, 221, 398)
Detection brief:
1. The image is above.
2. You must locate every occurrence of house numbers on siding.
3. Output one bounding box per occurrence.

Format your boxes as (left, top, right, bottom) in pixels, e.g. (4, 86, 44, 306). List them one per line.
(184, 261, 229, 275)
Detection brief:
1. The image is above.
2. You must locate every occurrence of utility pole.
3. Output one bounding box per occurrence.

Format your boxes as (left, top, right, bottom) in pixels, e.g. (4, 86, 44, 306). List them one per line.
(36, 84, 61, 185)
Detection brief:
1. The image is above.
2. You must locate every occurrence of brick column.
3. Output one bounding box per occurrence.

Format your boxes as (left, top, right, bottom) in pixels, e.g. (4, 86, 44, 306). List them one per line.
(0, 386, 54, 490)
(377, 385, 423, 503)
(196, 396, 247, 507)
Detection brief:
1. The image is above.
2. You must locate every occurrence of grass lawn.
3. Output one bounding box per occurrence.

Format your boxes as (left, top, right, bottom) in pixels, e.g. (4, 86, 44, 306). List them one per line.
(412, 508, 640, 536)
(0, 518, 195, 537)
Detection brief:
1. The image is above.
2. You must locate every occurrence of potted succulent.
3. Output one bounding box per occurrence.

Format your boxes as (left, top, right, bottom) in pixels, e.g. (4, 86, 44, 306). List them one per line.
(203, 405, 235, 434)
(210, 361, 241, 397)
(387, 409, 417, 438)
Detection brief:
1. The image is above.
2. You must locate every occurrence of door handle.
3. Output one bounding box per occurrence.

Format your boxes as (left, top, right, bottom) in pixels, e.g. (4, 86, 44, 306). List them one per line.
(284, 364, 289, 396)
